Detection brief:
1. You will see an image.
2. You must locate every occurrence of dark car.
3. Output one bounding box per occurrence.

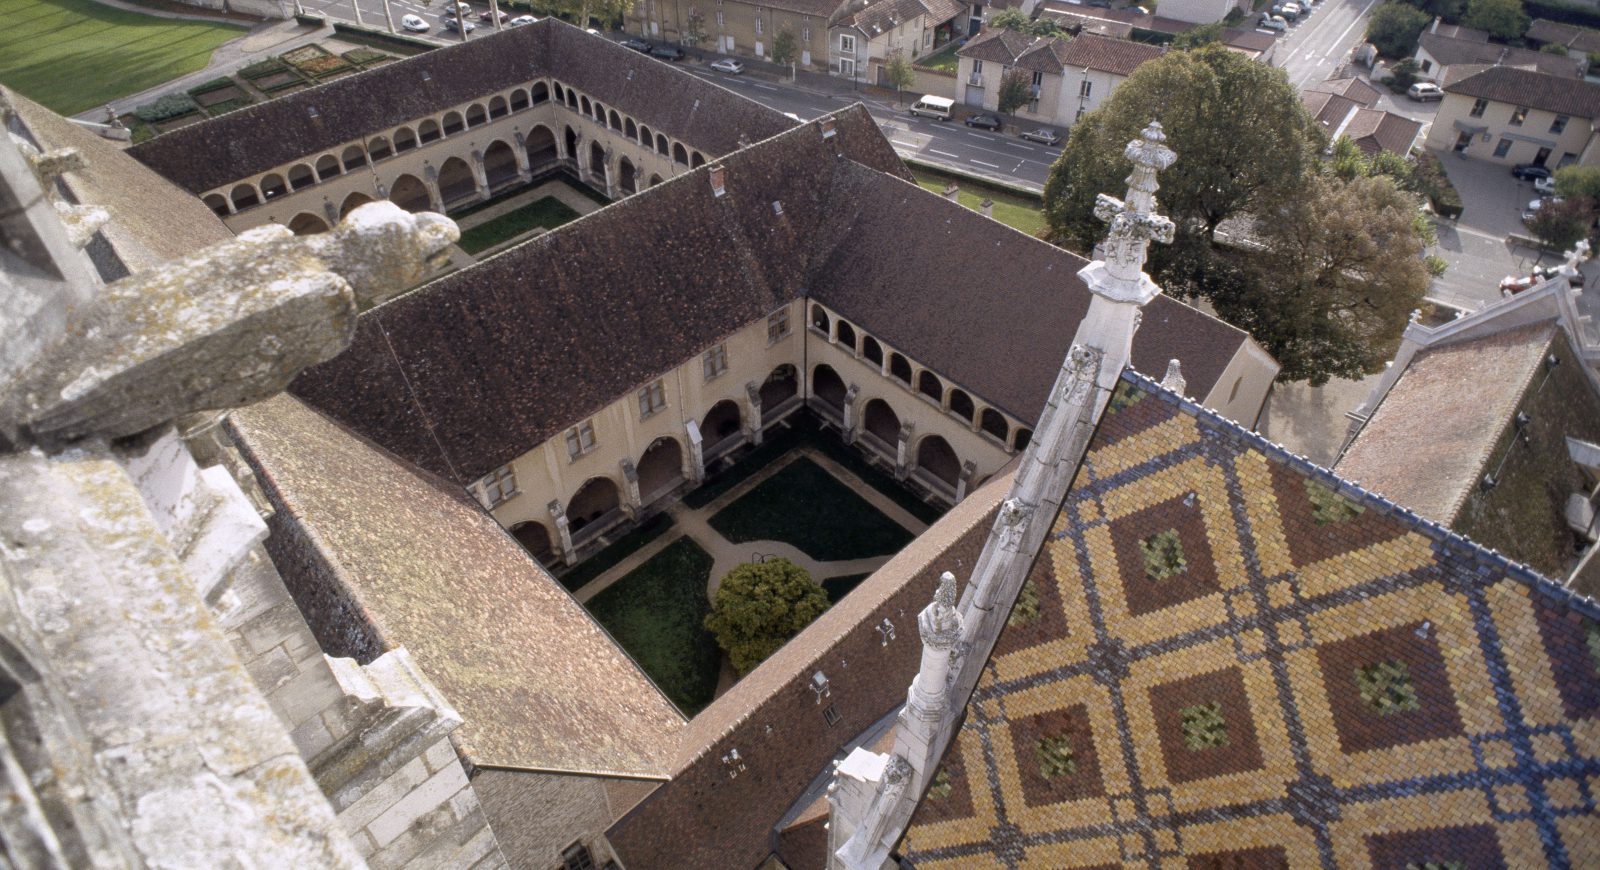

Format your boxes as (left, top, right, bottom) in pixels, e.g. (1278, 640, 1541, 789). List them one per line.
(620, 37, 651, 52)
(964, 113, 1002, 131)
(1513, 163, 1553, 181)
(478, 8, 508, 22)
(650, 45, 686, 61)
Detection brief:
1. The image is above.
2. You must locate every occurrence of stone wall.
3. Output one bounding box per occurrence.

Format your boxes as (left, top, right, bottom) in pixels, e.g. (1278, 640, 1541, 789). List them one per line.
(474, 769, 628, 870)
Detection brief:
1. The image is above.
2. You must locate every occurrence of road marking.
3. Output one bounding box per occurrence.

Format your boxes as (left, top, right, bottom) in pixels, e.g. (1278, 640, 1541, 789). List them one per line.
(929, 148, 960, 158)
(965, 131, 990, 140)
(1003, 140, 1035, 151)
(891, 139, 919, 149)
(970, 159, 1000, 168)
(751, 82, 779, 91)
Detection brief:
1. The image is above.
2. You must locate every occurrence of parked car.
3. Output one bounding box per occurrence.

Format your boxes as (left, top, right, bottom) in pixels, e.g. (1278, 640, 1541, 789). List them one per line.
(620, 37, 651, 51)
(650, 45, 686, 60)
(1535, 176, 1558, 195)
(1020, 127, 1062, 146)
(441, 2, 471, 16)
(1407, 82, 1444, 101)
(509, 14, 537, 24)
(1499, 264, 1574, 295)
(478, 8, 508, 22)
(1258, 14, 1288, 31)
(710, 58, 745, 74)
(1513, 163, 1553, 181)
(444, 17, 476, 31)
(1271, 3, 1299, 19)
(401, 13, 429, 30)
(964, 113, 1002, 131)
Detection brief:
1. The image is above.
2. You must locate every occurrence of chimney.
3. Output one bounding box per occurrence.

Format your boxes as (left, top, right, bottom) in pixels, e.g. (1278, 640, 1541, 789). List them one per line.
(942, 183, 959, 202)
(980, 198, 993, 218)
(709, 165, 727, 198)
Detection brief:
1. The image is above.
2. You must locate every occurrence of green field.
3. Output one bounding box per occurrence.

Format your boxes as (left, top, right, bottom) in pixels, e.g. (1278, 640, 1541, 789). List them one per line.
(913, 167, 1048, 237)
(0, 0, 244, 115)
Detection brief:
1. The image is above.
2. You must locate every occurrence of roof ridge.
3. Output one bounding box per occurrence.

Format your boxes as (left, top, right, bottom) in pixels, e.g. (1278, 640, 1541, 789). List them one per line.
(1117, 368, 1600, 619)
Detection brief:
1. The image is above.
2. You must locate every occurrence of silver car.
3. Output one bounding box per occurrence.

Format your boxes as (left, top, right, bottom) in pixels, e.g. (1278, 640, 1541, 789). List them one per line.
(1019, 128, 1062, 146)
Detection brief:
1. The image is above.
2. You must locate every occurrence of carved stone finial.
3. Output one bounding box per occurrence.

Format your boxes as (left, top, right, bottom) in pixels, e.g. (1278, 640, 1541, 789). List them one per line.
(935, 571, 957, 608)
(1408, 308, 1422, 325)
(1562, 239, 1591, 279)
(1161, 358, 1186, 396)
(919, 571, 962, 650)
(1077, 121, 1176, 306)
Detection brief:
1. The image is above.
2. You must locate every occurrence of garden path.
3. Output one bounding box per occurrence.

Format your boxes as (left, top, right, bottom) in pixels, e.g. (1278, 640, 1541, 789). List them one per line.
(573, 447, 928, 605)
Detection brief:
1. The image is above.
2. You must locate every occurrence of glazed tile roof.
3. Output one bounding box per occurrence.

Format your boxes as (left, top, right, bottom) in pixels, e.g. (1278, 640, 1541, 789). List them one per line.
(290, 107, 1254, 484)
(229, 394, 687, 777)
(903, 371, 1600, 868)
(1337, 322, 1558, 525)
(1443, 64, 1600, 119)
(129, 20, 793, 195)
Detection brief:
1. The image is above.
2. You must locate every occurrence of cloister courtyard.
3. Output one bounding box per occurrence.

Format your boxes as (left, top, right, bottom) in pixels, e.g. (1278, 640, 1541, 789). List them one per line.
(546, 412, 945, 716)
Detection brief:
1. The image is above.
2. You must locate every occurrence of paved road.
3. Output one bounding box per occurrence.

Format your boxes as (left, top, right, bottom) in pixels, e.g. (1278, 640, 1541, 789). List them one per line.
(1274, 0, 1385, 89)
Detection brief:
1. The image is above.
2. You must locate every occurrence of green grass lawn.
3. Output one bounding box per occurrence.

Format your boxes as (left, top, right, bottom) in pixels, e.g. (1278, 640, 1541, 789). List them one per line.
(586, 537, 721, 716)
(708, 457, 915, 561)
(913, 168, 1048, 237)
(456, 196, 583, 254)
(556, 512, 674, 593)
(0, 0, 245, 115)
(917, 43, 961, 74)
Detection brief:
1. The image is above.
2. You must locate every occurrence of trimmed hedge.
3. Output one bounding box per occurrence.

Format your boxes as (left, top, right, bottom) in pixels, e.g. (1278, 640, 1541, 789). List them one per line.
(133, 92, 198, 123)
(341, 46, 390, 65)
(188, 76, 236, 95)
(1415, 151, 1464, 220)
(237, 56, 289, 78)
(205, 95, 256, 115)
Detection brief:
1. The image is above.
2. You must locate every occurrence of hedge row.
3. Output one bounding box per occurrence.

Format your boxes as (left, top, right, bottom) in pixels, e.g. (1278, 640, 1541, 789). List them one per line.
(188, 76, 237, 96)
(133, 92, 198, 123)
(1415, 151, 1465, 220)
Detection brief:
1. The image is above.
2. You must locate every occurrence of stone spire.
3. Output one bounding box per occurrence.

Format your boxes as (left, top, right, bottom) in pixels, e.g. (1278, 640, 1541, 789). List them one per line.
(827, 122, 1176, 870)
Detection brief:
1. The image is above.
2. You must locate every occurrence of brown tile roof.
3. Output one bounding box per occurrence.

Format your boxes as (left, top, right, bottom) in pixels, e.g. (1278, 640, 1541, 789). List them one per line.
(1017, 36, 1072, 74)
(1336, 321, 1558, 524)
(1432, 20, 1489, 41)
(1342, 107, 1422, 156)
(903, 371, 1600, 867)
(1440, 61, 1494, 88)
(1527, 18, 1600, 54)
(1057, 32, 1162, 77)
(289, 106, 910, 483)
(1419, 31, 1584, 78)
(1443, 64, 1600, 118)
(1219, 27, 1277, 53)
(753, 0, 848, 19)
(228, 394, 687, 777)
(1306, 75, 1382, 107)
(6, 88, 232, 273)
(1302, 90, 1360, 131)
(957, 27, 1035, 64)
(129, 20, 793, 195)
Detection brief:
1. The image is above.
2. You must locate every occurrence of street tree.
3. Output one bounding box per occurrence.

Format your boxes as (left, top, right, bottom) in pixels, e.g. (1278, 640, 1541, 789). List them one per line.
(704, 559, 829, 676)
(1463, 0, 1528, 40)
(772, 27, 798, 65)
(885, 51, 916, 102)
(1222, 173, 1433, 385)
(682, 8, 708, 47)
(1555, 165, 1600, 199)
(1527, 196, 1595, 251)
(1365, 3, 1432, 58)
(1172, 22, 1225, 48)
(997, 67, 1034, 115)
(1043, 43, 1316, 250)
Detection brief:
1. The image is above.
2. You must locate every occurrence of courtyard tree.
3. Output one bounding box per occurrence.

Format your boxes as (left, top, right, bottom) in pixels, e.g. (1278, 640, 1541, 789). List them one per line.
(1365, 3, 1432, 58)
(1217, 173, 1434, 385)
(1463, 0, 1528, 40)
(772, 27, 798, 66)
(997, 67, 1034, 116)
(885, 51, 916, 103)
(1043, 43, 1315, 250)
(704, 558, 829, 675)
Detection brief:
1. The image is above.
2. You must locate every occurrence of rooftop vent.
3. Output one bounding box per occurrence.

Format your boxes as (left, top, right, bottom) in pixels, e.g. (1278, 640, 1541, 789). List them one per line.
(307, 106, 319, 119)
(710, 166, 727, 198)
(818, 117, 837, 139)
(772, 200, 783, 215)
(421, 70, 432, 81)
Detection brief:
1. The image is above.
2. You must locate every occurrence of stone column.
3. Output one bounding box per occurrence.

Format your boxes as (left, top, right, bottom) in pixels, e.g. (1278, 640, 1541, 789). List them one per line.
(602, 148, 617, 199)
(469, 148, 490, 200)
(955, 460, 977, 503)
(422, 164, 444, 213)
(841, 384, 860, 444)
(895, 422, 914, 480)
(548, 500, 575, 564)
(745, 381, 763, 447)
(685, 420, 706, 484)
(512, 130, 531, 180)
(321, 196, 339, 228)
(620, 459, 641, 519)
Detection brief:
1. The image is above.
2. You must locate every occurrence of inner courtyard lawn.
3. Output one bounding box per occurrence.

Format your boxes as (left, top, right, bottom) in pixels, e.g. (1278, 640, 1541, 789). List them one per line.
(585, 537, 721, 716)
(0, 0, 244, 115)
(456, 197, 582, 254)
(708, 457, 915, 562)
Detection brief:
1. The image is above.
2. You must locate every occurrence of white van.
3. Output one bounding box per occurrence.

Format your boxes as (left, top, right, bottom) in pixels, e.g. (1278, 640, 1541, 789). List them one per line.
(909, 95, 954, 121)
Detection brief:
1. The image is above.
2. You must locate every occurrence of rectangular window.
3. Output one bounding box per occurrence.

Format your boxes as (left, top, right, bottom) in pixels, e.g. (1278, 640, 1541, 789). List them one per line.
(716, 8, 723, 25)
(840, 33, 855, 53)
(1469, 98, 1488, 118)
(755, 13, 763, 33)
(703, 344, 728, 380)
(803, 18, 810, 41)
(767, 308, 791, 342)
(1079, 79, 1092, 98)
(1032, 70, 1043, 87)
(972, 59, 983, 74)
(840, 57, 855, 76)
(638, 380, 666, 419)
(1552, 114, 1570, 134)
(560, 843, 596, 870)
(924, 30, 932, 47)
(474, 465, 517, 509)
(1510, 105, 1528, 127)
(564, 420, 596, 459)
(823, 704, 841, 726)
(1493, 138, 1513, 158)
